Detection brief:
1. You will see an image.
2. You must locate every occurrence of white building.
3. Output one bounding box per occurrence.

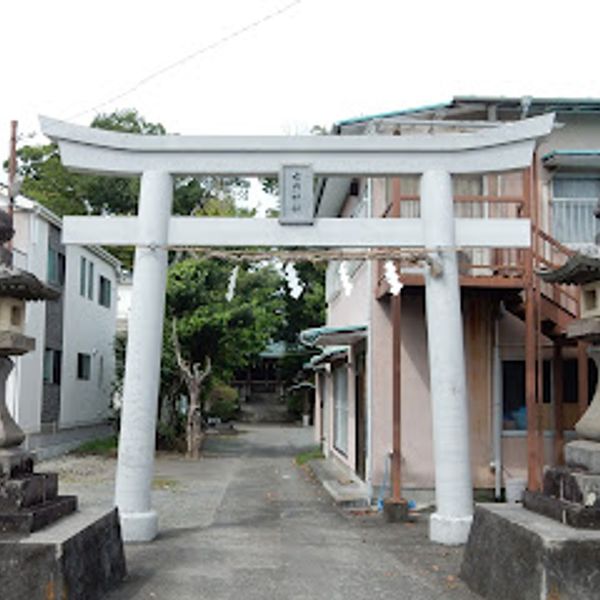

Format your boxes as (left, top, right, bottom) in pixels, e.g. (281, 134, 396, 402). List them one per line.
(116, 272, 133, 335)
(1, 193, 120, 456)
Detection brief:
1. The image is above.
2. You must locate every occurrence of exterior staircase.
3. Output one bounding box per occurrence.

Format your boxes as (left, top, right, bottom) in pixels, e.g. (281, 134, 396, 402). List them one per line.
(503, 227, 579, 340)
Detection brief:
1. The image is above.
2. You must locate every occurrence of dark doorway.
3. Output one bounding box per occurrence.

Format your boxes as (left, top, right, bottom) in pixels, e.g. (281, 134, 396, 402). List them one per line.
(355, 348, 367, 480)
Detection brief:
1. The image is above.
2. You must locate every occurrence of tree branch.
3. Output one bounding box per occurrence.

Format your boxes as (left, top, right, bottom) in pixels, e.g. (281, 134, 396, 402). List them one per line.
(172, 317, 192, 382)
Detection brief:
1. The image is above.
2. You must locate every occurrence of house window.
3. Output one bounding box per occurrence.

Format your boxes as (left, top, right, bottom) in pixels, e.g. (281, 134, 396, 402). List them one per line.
(77, 353, 91, 380)
(552, 177, 600, 244)
(80, 257, 87, 296)
(502, 359, 598, 430)
(47, 248, 65, 286)
(87, 261, 94, 300)
(99, 276, 111, 308)
(43, 349, 62, 385)
(333, 364, 349, 455)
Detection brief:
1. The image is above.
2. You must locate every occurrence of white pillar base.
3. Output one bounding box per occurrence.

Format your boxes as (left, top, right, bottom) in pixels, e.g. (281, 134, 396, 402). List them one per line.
(119, 510, 158, 543)
(429, 512, 473, 545)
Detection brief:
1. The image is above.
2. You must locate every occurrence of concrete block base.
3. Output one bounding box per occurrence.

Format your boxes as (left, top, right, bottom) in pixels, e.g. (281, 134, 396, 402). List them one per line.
(461, 504, 600, 600)
(0, 495, 77, 534)
(524, 490, 600, 529)
(383, 499, 409, 522)
(429, 512, 472, 545)
(565, 439, 600, 473)
(120, 508, 158, 542)
(0, 507, 126, 600)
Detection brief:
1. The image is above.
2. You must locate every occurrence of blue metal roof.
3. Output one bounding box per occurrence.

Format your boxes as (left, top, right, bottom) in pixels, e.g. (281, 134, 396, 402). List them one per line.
(299, 324, 367, 348)
(336, 96, 600, 129)
(336, 101, 451, 127)
(303, 346, 348, 370)
(454, 96, 600, 113)
(258, 340, 307, 359)
(542, 149, 600, 161)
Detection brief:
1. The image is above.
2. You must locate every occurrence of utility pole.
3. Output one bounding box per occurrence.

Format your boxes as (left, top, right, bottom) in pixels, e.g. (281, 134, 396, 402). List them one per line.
(2, 121, 18, 266)
(8, 121, 17, 224)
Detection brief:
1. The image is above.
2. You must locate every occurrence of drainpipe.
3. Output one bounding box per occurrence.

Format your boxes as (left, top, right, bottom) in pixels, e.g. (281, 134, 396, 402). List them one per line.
(365, 178, 374, 503)
(492, 305, 504, 500)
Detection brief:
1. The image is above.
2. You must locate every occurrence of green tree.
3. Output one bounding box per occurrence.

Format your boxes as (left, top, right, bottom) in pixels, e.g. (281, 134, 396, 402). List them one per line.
(90, 109, 166, 135)
(166, 257, 285, 456)
(168, 258, 285, 379)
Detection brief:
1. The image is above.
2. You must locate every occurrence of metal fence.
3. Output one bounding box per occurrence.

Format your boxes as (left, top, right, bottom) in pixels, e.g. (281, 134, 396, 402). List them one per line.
(552, 198, 598, 245)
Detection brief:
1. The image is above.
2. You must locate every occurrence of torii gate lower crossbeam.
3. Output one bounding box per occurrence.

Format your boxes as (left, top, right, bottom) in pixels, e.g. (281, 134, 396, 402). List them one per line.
(41, 115, 554, 546)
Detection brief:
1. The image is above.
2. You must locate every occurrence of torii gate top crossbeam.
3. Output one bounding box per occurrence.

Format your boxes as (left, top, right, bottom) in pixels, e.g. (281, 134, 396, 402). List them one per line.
(40, 114, 555, 177)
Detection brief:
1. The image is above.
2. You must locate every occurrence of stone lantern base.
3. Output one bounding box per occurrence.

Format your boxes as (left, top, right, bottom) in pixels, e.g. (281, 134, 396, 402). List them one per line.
(0, 450, 78, 534)
(0, 356, 77, 533)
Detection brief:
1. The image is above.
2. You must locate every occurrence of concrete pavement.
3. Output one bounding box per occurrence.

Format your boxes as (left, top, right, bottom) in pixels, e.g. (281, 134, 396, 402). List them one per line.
(42, 424, 480, 599)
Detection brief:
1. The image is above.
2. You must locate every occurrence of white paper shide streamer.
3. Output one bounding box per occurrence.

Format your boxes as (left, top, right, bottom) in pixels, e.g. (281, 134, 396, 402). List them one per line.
(384, 260, 403, 296)
(225, 265, 239, 302)
(338, 261, 353, 297)
(284, 262, 305, 299)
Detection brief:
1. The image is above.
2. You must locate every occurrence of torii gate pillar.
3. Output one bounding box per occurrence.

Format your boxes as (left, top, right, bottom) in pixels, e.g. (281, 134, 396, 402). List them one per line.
(422, 170, 472, 544)
(114, 171, 173, 541)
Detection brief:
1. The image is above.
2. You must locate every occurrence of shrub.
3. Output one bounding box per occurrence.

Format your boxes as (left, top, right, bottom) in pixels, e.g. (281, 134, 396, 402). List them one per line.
(286, 392, 303, 419)
(206, 382, 239, 422)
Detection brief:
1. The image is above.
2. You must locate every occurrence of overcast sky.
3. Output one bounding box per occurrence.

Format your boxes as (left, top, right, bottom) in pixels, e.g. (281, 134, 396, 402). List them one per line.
(4, 0, 600, 145)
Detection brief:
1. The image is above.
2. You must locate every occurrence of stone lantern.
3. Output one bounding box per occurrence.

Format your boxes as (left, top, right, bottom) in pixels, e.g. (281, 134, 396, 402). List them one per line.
(0, 265, 82, 532)
(523, 254, 600, 527)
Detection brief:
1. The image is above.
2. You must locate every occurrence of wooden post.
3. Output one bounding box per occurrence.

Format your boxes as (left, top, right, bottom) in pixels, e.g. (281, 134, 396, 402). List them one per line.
(390, 178, 402, 502)
(524, 166, 542, 492)
(525, 253, 541, 491)
(574, 283, 589, 418)
(553, 341, 564, 466)
(577, 342, 589, 418)
(391, 293, 402, 502)
(577, 312, 589, 417)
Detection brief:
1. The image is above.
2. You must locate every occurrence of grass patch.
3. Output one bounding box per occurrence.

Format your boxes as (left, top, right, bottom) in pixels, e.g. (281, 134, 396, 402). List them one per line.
(295, 447, 324, 466)
(70, 436, 118, 457)
(152, 477, 179, 491)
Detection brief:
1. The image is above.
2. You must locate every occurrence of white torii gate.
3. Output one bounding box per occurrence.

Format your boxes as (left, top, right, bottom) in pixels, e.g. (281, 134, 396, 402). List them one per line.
(41, 114, 554, 546)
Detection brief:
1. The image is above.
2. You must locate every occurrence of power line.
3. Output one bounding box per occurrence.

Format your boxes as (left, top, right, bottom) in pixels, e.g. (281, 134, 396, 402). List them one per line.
(67, 0, 303, 122)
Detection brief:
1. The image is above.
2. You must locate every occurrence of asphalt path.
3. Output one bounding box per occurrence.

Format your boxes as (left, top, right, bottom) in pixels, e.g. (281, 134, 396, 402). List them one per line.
(46, 424, 480, 599)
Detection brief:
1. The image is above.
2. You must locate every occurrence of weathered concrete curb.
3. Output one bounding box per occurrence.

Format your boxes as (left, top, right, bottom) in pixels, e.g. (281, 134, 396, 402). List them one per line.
(461, 503, 600, 600)
(0, 507, 126, 600)
(305, 458, 370, 508)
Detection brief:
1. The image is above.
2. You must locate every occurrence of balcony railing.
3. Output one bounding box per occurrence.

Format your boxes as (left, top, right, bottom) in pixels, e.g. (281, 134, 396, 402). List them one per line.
(551, 197, 599, 246)
(376, 182, 530, 294)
